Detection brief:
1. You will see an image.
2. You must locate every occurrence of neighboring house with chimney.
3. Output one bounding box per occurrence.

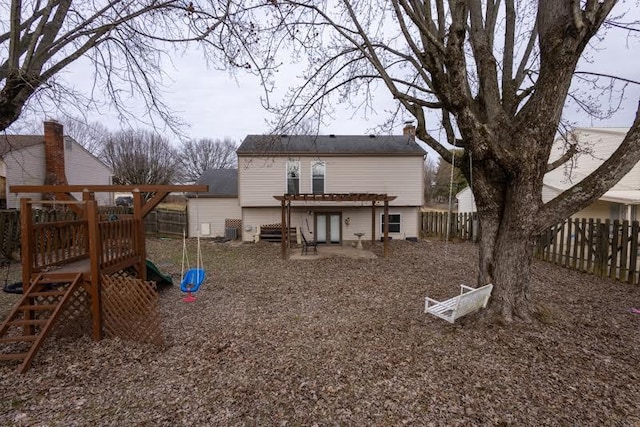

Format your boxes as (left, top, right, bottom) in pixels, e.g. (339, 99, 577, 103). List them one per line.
(457, 127, 637, 221)
(188, 125, 427, 243)
(0, 120, 113, 208)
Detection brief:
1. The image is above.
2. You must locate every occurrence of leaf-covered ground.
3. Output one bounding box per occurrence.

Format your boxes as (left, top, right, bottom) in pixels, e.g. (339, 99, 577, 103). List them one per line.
(1, 238, 639, 426)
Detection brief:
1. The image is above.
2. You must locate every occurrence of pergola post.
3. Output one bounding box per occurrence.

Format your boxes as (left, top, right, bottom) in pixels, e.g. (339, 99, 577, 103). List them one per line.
(384, 200, 390, 258)
(371, 201, 376, 243)
(287, 200, 292, 249)
(280, 199, 287, 260)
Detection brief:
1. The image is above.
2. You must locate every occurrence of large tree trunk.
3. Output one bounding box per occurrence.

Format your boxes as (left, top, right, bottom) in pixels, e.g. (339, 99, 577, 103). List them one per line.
(478, 214, 538, 323)
(472, 139, 547, 323)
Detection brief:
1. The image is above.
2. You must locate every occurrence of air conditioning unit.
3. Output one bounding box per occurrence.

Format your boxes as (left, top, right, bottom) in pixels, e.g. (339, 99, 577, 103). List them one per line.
(225, 227, 238, 240)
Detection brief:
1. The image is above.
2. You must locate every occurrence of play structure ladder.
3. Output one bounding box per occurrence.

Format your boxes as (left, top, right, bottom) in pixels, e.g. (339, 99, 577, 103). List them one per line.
(0, 272, 83, 373)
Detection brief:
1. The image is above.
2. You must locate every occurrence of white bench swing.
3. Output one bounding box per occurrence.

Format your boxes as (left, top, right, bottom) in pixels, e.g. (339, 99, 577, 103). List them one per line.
(424, 284, 493, 323)
(424, 147, 494, 322)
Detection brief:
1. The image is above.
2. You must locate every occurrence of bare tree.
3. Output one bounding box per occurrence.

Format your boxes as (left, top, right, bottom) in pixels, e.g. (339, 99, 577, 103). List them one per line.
(55, 117, 109, 156)
(433, 160, 467, 205)
(423, 157, 438, 203)
(101, 129, 181, 186)
(0, 1, 267, 133)
(179, 137, 237, 182)
(251, 1, 640, 322)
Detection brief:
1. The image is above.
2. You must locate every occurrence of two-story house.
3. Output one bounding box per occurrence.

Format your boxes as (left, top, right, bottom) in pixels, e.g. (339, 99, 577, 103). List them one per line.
(2, 120, 113, 208)
(188, 125, 427, 244)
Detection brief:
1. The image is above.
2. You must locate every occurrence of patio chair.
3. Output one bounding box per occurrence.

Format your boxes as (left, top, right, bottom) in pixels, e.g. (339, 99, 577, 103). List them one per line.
(301, 232, 318, 255)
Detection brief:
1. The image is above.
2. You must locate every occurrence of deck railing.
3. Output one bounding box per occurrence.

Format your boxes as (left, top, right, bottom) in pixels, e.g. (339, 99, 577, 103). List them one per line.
(22, 200, 143, 276)
(32, 219, 89, 270)
(98, 217, 139, 270)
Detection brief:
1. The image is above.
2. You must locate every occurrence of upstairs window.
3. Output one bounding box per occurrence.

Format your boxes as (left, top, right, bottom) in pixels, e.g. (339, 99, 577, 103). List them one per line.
(287, 160, 300, 194)
(312, 161, 325, 194)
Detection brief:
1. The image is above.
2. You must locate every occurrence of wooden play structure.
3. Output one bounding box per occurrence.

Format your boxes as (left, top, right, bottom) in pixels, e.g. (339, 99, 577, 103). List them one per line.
(0, 184, 206, 373)
(424, 284, 494, 323)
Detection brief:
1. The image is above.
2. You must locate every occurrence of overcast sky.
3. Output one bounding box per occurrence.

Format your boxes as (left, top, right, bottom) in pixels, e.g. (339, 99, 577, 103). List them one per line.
(10, 3, 640, 155)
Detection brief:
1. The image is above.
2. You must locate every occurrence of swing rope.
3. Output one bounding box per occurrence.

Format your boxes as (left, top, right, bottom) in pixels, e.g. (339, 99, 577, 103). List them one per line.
(445, 144, 474, 250)
(180, 192, 205, 301)
(445, 142, 457, 248)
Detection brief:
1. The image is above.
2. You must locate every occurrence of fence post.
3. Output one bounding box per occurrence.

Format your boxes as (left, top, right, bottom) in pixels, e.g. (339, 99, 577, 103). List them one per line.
(630, 221, 639, 285)
(610, 220, 620, 280)
(620, 220, 629, 283)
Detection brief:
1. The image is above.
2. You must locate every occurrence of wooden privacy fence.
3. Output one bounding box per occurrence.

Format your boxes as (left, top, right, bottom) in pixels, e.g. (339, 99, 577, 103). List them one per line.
(421, 211, 479, 241)
(0, 210, 20, 260)
(144, 209, 187, 237)
(536, 218, 640, 285)
(422, 211, 640, 285)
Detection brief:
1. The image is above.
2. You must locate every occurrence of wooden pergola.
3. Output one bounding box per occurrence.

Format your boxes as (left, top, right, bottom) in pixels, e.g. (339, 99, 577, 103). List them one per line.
(273, 193, 397, 259)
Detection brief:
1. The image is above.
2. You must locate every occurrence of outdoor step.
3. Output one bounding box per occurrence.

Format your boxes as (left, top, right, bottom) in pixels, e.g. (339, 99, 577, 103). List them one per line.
(29, 291, 66, 297)
(20, 304, 57, 311)
(35, 280, 70, 287)
(0, 335, 38, 344)
(0, 353, 26, 361)
(7, 319, 48, 326)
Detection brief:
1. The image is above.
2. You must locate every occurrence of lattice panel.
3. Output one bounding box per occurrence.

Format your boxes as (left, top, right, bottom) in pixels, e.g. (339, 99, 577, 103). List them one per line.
(34, 284, 92, 339)
(101, 275, 163, 346)
(225, 218, 242, 229)
(56, 286, 92, 338)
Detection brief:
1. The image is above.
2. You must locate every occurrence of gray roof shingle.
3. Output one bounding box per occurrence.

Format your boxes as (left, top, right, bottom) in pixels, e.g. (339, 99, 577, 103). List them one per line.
(236, 134, 426, 156)
(192, 169, 238, 197)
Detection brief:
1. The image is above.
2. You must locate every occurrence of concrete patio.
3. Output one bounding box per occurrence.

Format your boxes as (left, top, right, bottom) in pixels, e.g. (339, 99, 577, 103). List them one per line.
(288, 243, 378, 260)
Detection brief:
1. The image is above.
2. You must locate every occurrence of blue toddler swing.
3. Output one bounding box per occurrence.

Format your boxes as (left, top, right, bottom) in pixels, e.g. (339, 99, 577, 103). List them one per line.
(180, 210, 206, 302)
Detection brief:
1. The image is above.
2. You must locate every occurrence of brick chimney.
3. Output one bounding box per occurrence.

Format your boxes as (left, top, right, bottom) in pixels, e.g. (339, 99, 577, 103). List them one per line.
(403, 122, 416, 139)
(43, 120, 68, 187)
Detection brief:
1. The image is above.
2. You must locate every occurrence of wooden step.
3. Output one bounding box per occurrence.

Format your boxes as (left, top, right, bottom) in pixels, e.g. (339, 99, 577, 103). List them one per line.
(29, 291, 66, 297)
(7, 319, 48, 326)
(0, 335, 38, 343)
(36, 275, 78, 284)
(20, 304, 58, 311)
(0, 353, 27, 361)
(0, 272, 82, 373)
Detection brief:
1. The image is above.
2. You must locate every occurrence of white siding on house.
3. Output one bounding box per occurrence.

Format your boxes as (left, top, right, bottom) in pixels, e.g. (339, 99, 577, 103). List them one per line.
(456, 188, 475, 213)
(4, 139, 112, 208)
(242, 207, 286, 241)
(188, 197, 242, 238)
(325, 207, 420, 240)
(546, 128, 636, 191)
(64, 139, 112, 206)
(238, 155, 424, 207)
(541, 185, 560, 204)
(241, 205, 421, 242)
(5, 144, 46, 208)
(573, 200, 625, 221)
